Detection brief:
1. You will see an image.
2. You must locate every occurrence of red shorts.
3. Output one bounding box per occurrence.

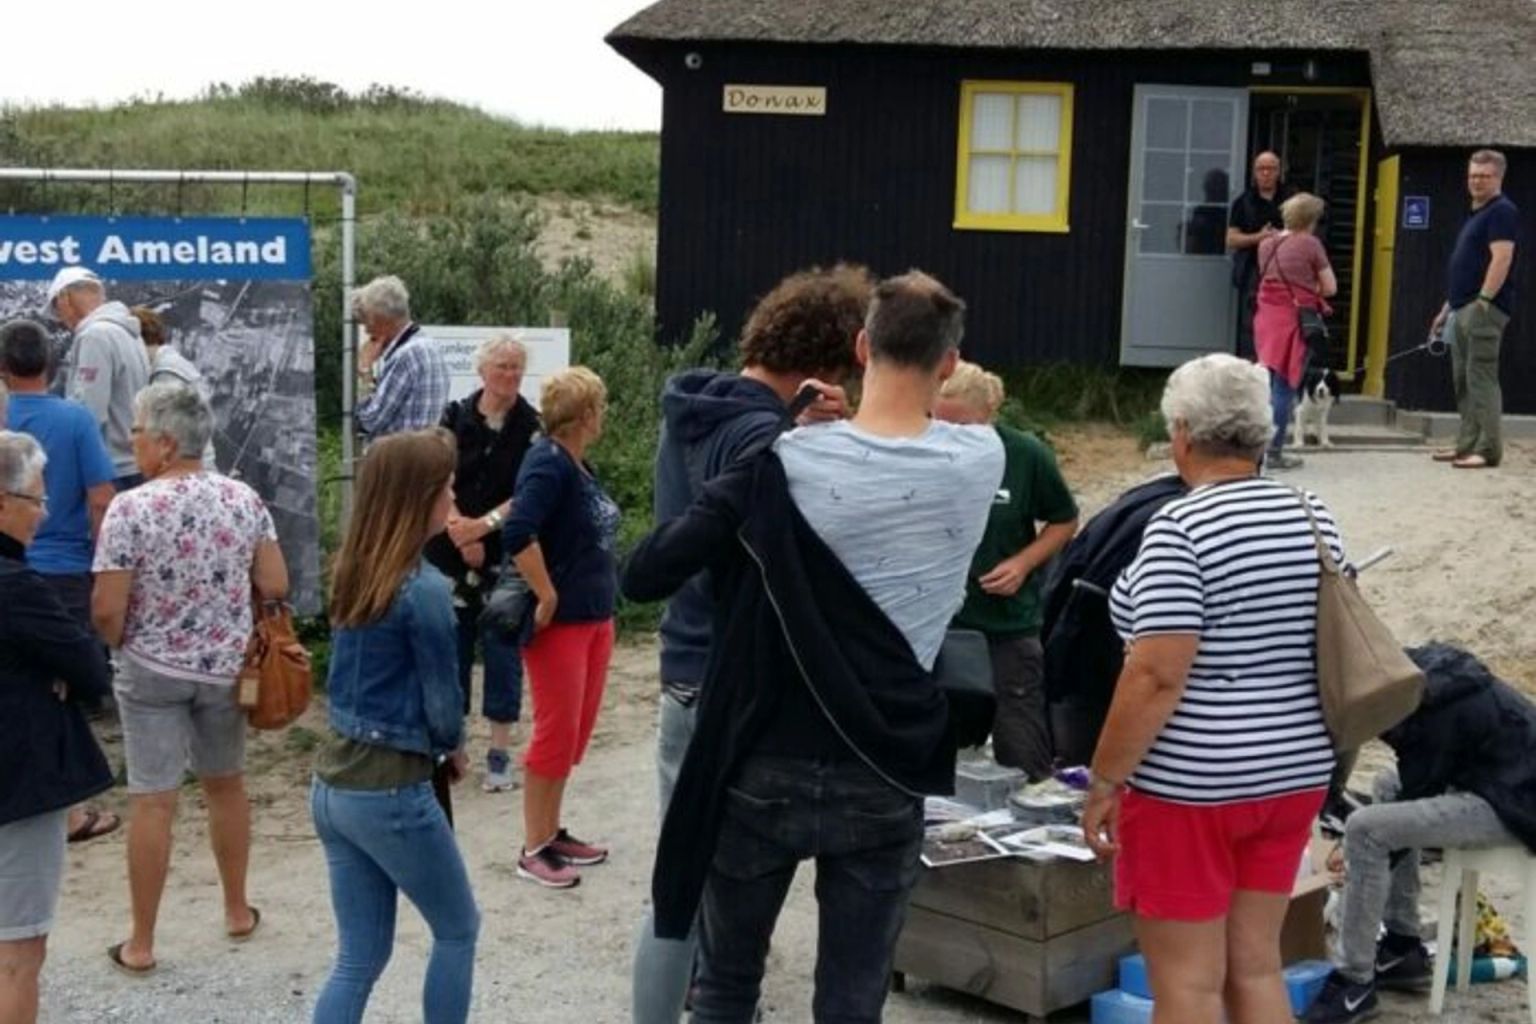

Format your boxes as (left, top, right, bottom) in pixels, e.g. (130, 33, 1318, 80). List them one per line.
(1114, 787, 1325, 921)
(521, 620, 614, 779)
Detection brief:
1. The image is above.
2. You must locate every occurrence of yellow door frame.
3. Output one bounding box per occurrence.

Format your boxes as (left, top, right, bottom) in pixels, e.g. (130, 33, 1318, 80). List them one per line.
(1248, 86, 1373, 383)
(1366, 156, 1400, 397)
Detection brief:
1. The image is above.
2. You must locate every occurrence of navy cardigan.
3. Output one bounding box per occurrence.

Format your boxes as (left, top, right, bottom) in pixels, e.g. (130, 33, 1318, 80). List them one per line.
(0, 532, 113, 826)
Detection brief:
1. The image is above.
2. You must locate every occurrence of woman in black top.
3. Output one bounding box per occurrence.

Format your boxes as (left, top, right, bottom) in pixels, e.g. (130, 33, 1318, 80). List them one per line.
(0, 431, 112, 1020)
(430, 334, 540, 792)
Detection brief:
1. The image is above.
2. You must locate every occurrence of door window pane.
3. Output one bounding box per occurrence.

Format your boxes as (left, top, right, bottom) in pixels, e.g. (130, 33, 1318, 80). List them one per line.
(1016, 94, 1062, 151)
(1143, 151, 1186, 202)
(1145, 97, 1188, 150)
(1187, 158, 1232, 205)
(971, 93, 1014, 150)
(1014, 156, 1058, 214)
(968, 155, 1011, 213)
(1183, 204, 1228, 254)
(1189, 99, 1235, 152)
(1138, 202, 1184, 254)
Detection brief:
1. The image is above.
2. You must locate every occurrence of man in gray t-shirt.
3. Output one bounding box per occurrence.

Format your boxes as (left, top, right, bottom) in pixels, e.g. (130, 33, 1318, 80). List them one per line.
(687, 271, 1003, 1022)
(776, 418, 1001, 668)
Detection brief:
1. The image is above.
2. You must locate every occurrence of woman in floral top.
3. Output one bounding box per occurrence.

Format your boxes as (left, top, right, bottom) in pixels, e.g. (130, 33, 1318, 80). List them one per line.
(92, 383, 288, 975)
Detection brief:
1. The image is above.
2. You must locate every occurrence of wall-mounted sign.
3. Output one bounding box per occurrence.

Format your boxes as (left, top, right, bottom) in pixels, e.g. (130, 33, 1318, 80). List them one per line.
(1403, 195, 1431, 230)
(723, 85, 827, 116)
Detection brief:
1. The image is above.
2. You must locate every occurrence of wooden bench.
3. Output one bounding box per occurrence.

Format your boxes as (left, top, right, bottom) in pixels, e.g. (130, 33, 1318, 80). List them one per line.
(892, 854, 1134, 1022)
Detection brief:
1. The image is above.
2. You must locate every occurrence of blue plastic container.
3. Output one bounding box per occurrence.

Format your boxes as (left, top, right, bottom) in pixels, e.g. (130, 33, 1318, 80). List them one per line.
(1118, 954, 1151, 999)
(1115, 956, 1331, 1015)
(1091, 989, 1154, 1024)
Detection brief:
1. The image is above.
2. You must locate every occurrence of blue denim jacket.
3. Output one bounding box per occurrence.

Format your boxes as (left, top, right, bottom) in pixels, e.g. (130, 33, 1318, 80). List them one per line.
(326, 562, 463, 757)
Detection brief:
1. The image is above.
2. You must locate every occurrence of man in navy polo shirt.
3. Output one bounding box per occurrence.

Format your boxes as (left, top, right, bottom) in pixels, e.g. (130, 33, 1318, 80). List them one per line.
(1430, 150, 1520, 469)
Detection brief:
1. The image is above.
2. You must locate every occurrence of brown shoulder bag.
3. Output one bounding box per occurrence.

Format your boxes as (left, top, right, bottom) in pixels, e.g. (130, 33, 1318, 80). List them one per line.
(1295, 493, 1424, 751)
(238, 601, 313, 730)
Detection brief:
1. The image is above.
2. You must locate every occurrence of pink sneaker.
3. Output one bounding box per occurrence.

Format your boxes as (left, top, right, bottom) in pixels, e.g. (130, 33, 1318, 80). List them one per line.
(517, 844, 580, 888)
(549, 828, 608, 866)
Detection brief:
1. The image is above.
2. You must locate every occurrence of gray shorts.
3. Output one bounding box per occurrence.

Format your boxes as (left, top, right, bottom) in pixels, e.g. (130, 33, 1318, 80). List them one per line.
(0, 809, 68, 940)
(115, 657, 247, 794)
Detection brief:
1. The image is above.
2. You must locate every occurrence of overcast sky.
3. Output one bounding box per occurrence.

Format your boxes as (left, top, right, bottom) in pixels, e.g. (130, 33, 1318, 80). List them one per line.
(6, 0, 661, 131)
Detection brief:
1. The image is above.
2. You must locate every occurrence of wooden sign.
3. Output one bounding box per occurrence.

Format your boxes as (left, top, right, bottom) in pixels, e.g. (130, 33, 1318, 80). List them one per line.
(722, 85, 827, 116)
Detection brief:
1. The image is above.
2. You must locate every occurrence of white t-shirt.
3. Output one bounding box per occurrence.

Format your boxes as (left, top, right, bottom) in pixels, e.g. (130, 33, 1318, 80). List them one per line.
(1110, 478, 1343, 804)
(775, 419, 1004, 669)
(95, 472, 277, 683)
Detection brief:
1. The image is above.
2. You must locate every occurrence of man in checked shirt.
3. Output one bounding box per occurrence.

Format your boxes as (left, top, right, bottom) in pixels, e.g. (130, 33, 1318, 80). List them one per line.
(353, 275, 450, 440)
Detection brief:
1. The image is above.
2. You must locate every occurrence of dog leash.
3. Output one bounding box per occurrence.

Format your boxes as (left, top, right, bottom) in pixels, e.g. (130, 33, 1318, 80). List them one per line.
(1338, 331, 1448, 379)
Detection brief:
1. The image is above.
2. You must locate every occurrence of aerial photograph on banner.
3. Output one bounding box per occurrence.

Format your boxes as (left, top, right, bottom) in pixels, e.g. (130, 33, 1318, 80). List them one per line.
(0, 276, 321, 612)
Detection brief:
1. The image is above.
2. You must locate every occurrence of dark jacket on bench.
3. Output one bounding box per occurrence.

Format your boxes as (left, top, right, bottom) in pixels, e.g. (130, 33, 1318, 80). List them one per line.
(621, 452, 956, 939)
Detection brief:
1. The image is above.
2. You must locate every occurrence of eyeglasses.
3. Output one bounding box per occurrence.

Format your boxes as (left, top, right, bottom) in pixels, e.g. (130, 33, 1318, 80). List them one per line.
(4, 491, 47, 511)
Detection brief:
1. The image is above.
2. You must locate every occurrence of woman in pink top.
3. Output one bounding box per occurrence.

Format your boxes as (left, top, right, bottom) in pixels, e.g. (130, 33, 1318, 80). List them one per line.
(1253, 193, 1337, 469)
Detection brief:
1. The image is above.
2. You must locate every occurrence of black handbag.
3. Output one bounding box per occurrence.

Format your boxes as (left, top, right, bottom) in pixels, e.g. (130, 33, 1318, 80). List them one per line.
(479, 564, 535, 644)
(934, 629, 996, 749)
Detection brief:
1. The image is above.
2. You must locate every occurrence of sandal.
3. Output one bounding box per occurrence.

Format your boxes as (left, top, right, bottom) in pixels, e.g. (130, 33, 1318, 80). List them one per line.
(107, 942, 156, 977)
(228, 905, 262, 942)
(67, 808, 122, 844)
(1452, 454, 1493, 469)
(1431, 448, 1464, 462)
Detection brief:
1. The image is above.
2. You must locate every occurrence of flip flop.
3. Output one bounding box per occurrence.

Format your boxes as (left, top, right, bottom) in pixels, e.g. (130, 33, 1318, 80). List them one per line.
(107, 942, 156, 977)
(67, 808, 122, 844)
(1452, 454, 1492, 469)
(228, 905, 262, 942)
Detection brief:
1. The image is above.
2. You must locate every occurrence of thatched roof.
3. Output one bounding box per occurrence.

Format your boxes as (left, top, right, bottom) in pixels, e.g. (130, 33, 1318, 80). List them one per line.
(608, 0, 1536, 148)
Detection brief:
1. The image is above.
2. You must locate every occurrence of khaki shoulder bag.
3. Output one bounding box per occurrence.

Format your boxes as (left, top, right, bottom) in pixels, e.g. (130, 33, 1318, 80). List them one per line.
(238, 601, 313, 730)
(1294, 493, 1424, 751)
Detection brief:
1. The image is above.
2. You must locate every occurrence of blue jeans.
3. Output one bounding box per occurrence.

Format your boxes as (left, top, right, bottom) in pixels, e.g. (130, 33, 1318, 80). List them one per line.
(692, 754, 924, 1024)
(310, 779, 480, 1024)
(632, 691, 699, 1024)
(455, 605, 522, 724)
(1269, 369, 1296, 455)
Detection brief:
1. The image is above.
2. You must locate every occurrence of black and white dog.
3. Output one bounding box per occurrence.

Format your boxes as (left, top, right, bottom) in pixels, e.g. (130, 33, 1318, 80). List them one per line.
(1290, 367, 1341, 448)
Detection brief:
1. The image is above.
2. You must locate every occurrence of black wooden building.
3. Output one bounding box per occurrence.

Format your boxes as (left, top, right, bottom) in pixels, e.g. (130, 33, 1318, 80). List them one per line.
(608, 0, 1535, 412)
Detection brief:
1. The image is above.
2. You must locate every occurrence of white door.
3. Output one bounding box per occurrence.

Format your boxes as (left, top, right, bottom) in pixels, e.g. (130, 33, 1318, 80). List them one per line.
(1120, 86, 1249, 367)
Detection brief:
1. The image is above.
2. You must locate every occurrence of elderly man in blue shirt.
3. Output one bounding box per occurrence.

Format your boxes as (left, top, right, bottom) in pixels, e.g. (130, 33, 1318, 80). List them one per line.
(353, 275, 450, 440)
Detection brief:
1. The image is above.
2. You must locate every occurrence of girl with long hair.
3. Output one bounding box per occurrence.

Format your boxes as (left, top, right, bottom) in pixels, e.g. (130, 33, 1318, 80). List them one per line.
(310, 429, 479, 1024)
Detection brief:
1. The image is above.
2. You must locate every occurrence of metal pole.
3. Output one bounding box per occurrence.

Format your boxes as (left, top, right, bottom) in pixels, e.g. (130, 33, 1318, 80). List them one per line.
(338, 175, 358, 524)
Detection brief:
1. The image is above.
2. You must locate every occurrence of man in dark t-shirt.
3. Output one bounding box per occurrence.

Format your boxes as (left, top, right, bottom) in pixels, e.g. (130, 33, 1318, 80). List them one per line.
(1227, 151, 1295, 359)
(1430, 150, 1520, 469)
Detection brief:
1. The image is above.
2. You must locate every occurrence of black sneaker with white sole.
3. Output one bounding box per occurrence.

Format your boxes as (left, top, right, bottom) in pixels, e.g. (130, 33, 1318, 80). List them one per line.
(1302, 970, 1379, 1023)
(1374, 933, 1433, 992)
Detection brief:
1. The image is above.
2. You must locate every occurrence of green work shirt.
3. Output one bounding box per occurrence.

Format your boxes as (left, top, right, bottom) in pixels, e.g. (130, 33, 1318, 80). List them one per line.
(313, 732, 435, 790)
(951, 424, 1078, 637)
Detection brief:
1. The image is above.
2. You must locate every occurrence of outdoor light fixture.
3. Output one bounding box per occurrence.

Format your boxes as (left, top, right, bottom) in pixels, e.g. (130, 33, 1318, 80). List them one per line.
(684, 51, 703, 70)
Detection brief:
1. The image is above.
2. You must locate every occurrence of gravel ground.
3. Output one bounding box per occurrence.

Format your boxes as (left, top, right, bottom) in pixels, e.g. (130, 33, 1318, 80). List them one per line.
(38, 435, 1534, 1023)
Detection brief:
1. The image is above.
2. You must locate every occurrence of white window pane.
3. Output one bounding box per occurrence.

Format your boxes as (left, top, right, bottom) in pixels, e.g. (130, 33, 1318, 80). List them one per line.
(967, 155, 1011, 213)
(1013, 156, 1058, 214)
(1016, 94, 1061, 152)
(1138, 202, 1184, 254)
(1190, 99, 1235, 152)
(971, 93, 1014, 151)
(1145, 97, 1188, 150)
(1143, 151, 1185, 202)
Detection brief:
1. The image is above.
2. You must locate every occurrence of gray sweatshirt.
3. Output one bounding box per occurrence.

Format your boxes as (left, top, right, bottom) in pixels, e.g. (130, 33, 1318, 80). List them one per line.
(66, 302, 150, 478)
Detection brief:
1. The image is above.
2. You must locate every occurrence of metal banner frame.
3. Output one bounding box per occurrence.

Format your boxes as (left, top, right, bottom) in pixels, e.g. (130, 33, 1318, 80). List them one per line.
(0, 167, 359, 517)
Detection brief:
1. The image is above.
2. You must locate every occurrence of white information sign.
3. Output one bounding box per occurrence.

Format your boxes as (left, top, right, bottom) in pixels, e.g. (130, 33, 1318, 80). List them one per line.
(422, 325, 572, 408)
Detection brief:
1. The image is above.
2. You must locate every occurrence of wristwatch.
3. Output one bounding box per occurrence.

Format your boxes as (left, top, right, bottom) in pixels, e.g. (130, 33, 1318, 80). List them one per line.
(483, 508, 505, 531)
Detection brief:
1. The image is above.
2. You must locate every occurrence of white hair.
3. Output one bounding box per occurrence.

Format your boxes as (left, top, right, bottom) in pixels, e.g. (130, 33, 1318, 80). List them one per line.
(350, 275, 412, 321)
(474, 332, 529, 372)
(0, 429, 47, 494)
(1160, 354, 1274, 457)
(135, 382, 214, 459)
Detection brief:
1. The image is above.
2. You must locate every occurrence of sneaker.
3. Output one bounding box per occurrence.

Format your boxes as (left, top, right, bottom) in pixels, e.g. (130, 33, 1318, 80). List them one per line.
(549, 827, 608, 866)
(482, 749, 517, 793)
(1302, 970, 1379, 1023)
(1374, 933, 1433, 992)
(1267, 451, 1306, 471)
(517, 845, 580, 889)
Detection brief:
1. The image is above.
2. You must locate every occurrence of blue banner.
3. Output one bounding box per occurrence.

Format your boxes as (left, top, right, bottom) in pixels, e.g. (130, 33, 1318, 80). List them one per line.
(0, 216, 310, 280)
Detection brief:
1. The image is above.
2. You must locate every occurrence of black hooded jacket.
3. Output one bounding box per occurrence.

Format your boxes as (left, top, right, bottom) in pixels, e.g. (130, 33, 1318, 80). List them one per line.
(622, 452, 956, 939)
(1386, 643, 1536, 852)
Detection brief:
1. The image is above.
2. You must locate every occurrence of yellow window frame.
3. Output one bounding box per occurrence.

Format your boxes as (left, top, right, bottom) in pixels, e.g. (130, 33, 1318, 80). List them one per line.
(954, 80, 1074, 233)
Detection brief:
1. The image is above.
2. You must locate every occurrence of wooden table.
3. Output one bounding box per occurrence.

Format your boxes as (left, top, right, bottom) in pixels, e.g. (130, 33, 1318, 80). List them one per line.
(893, 854, 1134, 1022)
